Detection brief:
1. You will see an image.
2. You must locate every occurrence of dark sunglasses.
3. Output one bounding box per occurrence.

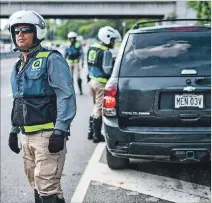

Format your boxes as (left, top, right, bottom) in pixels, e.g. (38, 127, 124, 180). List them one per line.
(14, 27, 34, 35)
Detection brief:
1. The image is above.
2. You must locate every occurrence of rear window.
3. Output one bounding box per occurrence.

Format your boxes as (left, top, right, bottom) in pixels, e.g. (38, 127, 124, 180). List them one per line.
(120, 30, 211, 77)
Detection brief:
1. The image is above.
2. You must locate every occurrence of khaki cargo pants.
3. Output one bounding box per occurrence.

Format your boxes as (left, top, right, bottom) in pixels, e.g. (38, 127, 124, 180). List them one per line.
(89, 79, 105, 118)
(69, 62, 81, 79)
(21, 131, 66, 199)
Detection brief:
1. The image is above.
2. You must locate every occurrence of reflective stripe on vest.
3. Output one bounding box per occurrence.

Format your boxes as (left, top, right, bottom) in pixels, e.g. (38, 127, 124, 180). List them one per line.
(67, 58, 80, 64)
(89, 76, 108, 84)
(91, 44, 108, 51)
(35, 51, 51, 58)
(23, 122, 54, 133)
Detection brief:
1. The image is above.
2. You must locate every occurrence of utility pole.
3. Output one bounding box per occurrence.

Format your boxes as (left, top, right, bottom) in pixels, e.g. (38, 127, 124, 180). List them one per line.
(122, 20, 126, 38)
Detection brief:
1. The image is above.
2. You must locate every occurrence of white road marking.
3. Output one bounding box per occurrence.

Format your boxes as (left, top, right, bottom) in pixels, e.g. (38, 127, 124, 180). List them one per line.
(71, 143, 211, 203)
(70, 143, 106, 203)
(92, 163, 210, 203)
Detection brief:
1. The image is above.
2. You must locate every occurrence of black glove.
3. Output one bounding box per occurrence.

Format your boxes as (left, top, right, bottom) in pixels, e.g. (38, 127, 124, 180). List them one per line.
(48, 130, 65, 153)
(8, 133, 20, 154)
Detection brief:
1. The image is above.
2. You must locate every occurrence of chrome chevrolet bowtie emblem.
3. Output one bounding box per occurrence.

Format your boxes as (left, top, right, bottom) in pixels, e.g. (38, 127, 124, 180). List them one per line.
(183, 86, 196, 92)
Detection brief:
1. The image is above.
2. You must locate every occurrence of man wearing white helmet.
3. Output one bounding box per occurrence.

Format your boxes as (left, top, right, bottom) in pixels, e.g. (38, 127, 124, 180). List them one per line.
(8, 10, 76, 203)
(87, 26, 121, 143)
(65, 31, 84, 95)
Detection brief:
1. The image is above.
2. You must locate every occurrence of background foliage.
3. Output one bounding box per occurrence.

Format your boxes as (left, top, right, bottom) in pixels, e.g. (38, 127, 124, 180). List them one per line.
(46, 18, 155, 41)
(187, 1, 211, 24)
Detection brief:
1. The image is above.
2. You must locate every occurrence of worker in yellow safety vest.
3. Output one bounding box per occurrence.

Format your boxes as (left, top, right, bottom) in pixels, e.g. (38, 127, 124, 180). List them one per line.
(87, 26, 121, 143)
(8, 10, 76, 203)
(65, 31, 84, 95)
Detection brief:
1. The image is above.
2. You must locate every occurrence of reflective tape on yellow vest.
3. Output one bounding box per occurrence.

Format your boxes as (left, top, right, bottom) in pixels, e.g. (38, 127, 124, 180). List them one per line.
(67, 59, 80, 64)
(35, 52, 51, 58)
(23, 122, 54, 133)
(89, 76, 108, 84)
(91, 44, 108, 51)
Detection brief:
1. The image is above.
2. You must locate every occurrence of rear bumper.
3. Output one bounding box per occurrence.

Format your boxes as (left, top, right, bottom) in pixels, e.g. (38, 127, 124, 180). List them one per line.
(103, 117, 211, 162)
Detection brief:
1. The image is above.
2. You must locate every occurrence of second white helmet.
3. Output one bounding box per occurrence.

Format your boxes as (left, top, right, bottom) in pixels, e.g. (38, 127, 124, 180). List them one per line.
(8, 10, 47, 44)
(98, 26, 121, 45)
(67, 31, 77, 39)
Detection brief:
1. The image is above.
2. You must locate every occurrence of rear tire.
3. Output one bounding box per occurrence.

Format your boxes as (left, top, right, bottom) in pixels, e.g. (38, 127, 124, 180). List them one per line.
(106, 148, 129, 169)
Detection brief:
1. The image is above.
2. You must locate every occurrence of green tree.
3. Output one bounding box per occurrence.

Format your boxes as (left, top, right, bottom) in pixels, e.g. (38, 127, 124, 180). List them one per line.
(187, 1, 211, 24)
(52, 18, 156, 41)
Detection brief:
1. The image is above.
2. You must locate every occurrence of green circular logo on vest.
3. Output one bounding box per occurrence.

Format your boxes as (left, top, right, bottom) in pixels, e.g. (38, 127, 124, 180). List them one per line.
(34, 61, 40, 67)
(88, 50, 97, 62)
(32, 59, 42, 70)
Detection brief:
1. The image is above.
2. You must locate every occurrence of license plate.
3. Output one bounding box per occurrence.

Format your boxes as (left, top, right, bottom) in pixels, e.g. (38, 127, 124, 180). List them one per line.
(175, 94, 204, 108)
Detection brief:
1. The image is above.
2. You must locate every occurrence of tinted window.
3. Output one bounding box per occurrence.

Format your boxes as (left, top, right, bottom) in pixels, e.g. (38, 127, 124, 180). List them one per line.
(120, 30, 211, 77)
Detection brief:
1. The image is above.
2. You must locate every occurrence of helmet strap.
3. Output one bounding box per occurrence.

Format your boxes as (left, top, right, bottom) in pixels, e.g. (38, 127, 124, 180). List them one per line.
(107, 43, 114, 49)
(101, 41, 111, 48)
(17, 43, 39, 52)
(13, 39, 40, 52)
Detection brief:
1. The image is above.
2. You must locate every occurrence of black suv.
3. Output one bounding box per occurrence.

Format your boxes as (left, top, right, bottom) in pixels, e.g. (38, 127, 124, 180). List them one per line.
(103, 19, 211, 169)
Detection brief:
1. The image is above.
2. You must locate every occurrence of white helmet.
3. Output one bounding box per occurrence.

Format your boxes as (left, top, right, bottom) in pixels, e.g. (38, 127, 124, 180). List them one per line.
(98, 26, 121, 45)
(67, 31, 77, 39)
(8, 10, 47, 47)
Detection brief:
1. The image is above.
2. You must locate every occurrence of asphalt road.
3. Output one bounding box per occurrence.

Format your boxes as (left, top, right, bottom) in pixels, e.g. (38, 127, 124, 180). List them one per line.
(0, 57, 211, 203)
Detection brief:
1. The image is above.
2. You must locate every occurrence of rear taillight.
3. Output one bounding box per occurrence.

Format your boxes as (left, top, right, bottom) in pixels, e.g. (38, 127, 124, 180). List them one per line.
(166, 26, 201, 31)
(104, 96, 116, 108)
(105, 86, 117, 97)
(103, 84, 117, 116)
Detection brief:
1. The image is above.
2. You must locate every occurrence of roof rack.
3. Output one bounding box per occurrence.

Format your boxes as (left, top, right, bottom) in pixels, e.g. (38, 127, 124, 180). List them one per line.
(133, 19, 211, 29)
